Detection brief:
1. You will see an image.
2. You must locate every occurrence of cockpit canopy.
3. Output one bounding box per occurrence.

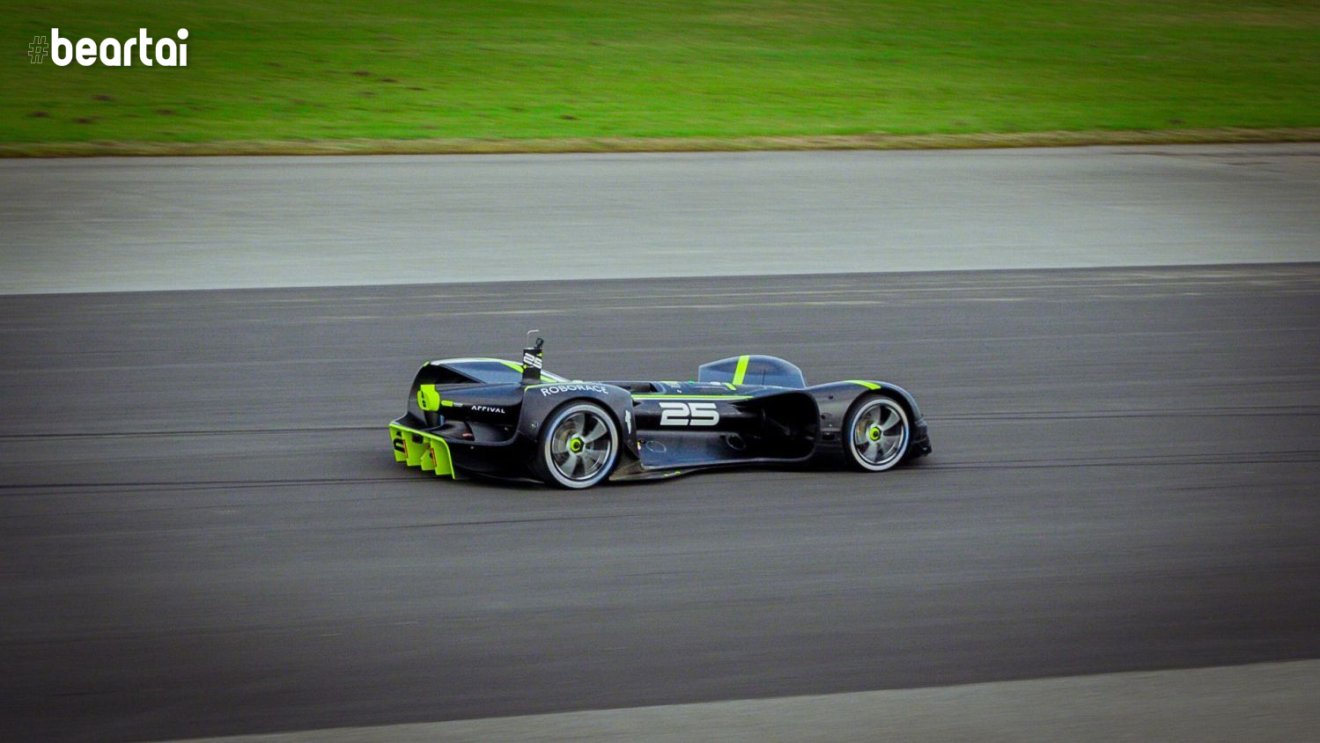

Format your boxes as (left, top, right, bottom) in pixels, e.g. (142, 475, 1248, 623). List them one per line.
(697, 355, 806, 388)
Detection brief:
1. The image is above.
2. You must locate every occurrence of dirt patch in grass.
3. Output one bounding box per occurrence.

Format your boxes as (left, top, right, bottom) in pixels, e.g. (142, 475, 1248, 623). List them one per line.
(2, 128, 1315, 158)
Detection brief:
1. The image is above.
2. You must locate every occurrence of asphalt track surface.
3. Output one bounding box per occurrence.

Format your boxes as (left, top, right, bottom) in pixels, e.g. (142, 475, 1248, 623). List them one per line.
(3, 265, 1319, 741)
(3, 143, 1319, 294)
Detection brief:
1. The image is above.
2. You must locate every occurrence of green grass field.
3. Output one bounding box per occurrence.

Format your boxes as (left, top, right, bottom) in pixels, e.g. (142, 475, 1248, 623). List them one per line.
(4, 0, 1319, 153)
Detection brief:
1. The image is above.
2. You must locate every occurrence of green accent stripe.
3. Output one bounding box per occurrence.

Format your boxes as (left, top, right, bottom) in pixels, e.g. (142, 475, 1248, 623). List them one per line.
(731, 355, 751, 385)
(466, 358, 566, 382)
(845, 380, 882, 390)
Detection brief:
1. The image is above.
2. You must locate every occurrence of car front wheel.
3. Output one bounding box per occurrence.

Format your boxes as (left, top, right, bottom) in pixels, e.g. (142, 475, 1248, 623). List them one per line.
(535, 401, 619, 489)
(843, 395, 910, 472)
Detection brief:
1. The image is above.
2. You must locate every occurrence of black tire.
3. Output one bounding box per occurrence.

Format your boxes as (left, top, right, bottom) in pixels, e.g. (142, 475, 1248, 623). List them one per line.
(843, 395, 910, 472)
(534, 401, 619, 489)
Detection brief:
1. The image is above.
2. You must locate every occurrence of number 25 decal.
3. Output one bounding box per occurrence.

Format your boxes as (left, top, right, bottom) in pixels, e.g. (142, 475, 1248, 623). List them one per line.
(658, 401, 720, 427)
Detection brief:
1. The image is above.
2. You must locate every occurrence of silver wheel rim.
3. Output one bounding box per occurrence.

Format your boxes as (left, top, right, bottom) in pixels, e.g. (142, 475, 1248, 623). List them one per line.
(849, 398, 908, 471)
(547, 405, 616, 486)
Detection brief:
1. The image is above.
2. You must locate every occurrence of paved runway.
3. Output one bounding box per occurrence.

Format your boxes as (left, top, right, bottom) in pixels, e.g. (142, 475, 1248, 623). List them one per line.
(2, 266, 1318, 741)
(2, 144, 1318, 294)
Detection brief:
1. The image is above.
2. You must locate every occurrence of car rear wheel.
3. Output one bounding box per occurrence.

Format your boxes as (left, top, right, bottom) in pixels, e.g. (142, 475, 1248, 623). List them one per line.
(535, 401, 619, 489)
(844, 395, 910, 472)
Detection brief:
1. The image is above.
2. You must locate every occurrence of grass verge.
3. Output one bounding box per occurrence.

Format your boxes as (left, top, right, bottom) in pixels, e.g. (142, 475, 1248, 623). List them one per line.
(4, 1, 1319, 154)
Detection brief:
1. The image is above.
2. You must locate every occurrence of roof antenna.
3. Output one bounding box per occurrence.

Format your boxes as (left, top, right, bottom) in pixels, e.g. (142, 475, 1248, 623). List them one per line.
(521, 330, 544, 385)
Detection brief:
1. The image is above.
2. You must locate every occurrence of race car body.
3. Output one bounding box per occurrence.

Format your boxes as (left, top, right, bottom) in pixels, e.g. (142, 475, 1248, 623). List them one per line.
(389, 336, 931, 488)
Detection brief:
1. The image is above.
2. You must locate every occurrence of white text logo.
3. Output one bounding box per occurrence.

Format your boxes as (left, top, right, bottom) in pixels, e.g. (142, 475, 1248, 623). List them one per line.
(539, 384, 608, 397)
(658, 401, 720, 427)
(50, 27, 189, 67)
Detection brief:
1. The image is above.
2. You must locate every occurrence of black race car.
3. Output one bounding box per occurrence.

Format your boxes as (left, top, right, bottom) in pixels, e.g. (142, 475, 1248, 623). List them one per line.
(389, 334, 931, 488)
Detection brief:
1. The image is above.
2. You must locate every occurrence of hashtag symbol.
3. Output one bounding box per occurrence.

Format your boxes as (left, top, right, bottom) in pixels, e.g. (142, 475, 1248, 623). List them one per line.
(28, 35, 49, 64)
